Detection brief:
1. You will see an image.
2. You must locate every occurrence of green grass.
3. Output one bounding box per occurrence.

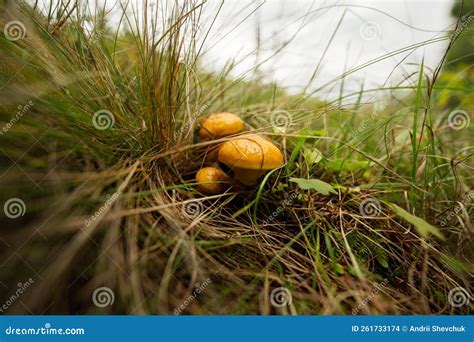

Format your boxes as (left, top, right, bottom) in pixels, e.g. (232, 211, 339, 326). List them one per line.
(0, 1, 472, 315)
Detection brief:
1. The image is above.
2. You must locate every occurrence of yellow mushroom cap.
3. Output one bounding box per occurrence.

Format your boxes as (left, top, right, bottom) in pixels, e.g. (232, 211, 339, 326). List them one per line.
(198, 112, 244, 140)
(195, 166, 230, 195)
(217, 134, 283, 185)
(218, 134, 283, 170)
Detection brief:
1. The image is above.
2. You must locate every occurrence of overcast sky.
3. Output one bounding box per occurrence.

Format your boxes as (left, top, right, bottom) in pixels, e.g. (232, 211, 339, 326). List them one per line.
(37, 0, 458, 102)
(196, 0, 457, 102)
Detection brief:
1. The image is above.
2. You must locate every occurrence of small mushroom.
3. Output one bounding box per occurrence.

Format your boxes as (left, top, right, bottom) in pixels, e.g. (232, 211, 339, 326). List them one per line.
(218, 134, 283, 185)
(198, 112, 244, 140)
(195, 166, 231, 195)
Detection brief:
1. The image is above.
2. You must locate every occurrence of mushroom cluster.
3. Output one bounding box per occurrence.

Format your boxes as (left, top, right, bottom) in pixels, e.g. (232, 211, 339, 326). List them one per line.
(195, 113, 283, 195)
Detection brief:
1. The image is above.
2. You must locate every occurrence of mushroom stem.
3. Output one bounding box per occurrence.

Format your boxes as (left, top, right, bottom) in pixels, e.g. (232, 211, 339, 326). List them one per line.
(233, 168, 264, 185)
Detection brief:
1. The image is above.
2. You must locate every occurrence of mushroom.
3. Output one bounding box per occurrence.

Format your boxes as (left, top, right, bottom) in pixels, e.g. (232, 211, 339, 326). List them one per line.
(195, 166, 231, 195)
(218, 134, 283, 185)
(198, 112, 244, 140)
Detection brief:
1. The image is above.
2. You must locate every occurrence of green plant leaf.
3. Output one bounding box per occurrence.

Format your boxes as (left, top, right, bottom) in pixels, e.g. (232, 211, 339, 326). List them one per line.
(388, 203, 445, 240)
(290, 178, 337, 195)
(333, 262, 345, 275)
(303, 148, 323, 165)
(376, 255, 389, 268)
